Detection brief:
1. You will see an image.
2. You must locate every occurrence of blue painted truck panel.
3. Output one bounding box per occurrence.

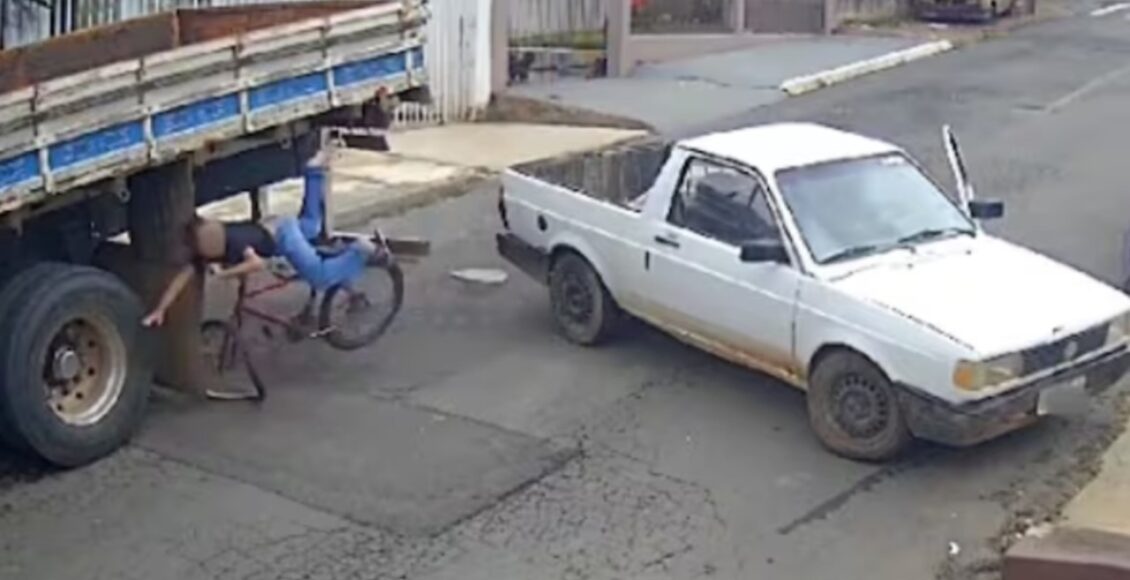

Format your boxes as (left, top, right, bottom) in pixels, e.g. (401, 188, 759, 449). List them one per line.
(152, 95, 242, 140)
(48, 122, 147, 172)
(0, 152, 39, 192)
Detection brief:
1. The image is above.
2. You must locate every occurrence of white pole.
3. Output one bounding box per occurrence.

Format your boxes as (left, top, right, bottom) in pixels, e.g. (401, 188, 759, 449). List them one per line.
(473, 0, 494, 114)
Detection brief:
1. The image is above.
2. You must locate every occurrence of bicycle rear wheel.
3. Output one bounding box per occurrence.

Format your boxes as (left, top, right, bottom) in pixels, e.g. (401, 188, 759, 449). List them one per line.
(200, 320, 266, 401)
(318, 262, 404, 351)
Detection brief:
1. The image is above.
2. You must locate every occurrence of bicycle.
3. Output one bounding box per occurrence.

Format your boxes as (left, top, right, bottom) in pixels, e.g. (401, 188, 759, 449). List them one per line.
(200, 230, 421, 401)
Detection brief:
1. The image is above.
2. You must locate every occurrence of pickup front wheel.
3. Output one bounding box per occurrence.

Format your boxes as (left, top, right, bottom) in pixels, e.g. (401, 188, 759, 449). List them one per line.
(807, 351, 912, 462)
(549, 253, 618, 346)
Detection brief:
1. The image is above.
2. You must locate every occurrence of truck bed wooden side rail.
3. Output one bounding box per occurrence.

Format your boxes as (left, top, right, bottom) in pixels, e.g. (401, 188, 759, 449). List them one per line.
(0, 0, 427, 214)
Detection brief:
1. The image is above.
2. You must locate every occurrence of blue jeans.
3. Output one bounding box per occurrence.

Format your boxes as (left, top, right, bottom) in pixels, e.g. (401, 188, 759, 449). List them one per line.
(273, 168, 371, 291)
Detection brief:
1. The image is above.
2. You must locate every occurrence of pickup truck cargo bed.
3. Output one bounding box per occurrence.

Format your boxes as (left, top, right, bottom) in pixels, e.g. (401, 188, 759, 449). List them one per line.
(512, 138, 670, 206)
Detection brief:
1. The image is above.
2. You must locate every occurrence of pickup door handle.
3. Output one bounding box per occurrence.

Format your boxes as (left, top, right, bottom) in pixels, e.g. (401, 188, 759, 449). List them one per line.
(654, 235, 680, 249)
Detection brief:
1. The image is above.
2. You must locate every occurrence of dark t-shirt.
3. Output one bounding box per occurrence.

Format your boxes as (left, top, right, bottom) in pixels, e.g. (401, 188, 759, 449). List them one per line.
(185, 221, 276, 273)
(193, 222, 276, 267)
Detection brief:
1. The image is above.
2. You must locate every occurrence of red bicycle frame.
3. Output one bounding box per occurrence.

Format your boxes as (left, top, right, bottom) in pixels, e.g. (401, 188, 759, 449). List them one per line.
(227, 272, 327, 339)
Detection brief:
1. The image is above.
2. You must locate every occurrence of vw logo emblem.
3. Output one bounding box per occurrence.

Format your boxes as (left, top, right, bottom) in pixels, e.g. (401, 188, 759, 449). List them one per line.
(1064, 340, 1079, 359)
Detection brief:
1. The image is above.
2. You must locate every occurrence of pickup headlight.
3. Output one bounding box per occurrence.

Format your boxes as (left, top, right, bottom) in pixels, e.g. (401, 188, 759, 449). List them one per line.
(953, 353, 1024, 392)
(1106, 312, 1130, 346)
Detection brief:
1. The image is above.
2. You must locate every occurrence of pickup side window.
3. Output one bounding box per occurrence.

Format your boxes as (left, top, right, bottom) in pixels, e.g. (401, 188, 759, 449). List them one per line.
(669, 158, 781, 246)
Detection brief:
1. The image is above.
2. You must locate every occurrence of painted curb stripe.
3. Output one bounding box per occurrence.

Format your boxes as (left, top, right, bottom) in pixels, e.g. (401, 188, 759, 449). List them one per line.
(779, 41, 955, 96)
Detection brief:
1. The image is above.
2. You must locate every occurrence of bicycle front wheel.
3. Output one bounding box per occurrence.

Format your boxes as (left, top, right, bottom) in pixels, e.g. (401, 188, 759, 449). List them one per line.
(319, 262, 404, 351)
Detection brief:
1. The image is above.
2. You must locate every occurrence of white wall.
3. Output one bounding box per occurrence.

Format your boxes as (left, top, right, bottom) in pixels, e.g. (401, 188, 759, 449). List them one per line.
(396, 0, 494, 126)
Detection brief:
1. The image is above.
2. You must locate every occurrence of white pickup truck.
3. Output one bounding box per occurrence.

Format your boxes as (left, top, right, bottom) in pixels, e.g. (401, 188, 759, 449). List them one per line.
(496, 123, 1130, 461)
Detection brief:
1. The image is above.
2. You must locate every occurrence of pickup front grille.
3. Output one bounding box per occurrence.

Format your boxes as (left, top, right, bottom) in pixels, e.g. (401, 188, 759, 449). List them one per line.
(1020, 324, 1108, 376)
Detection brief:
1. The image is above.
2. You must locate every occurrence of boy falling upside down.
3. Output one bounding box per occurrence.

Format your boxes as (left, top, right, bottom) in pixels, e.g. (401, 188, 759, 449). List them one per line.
(142, 165, 385, 328)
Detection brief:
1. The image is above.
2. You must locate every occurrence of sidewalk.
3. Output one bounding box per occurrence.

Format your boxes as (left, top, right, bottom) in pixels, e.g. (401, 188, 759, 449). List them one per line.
(1005, 399, 1130, 579)
(200, 123, 647, 227)
(503, 35, 934, 134)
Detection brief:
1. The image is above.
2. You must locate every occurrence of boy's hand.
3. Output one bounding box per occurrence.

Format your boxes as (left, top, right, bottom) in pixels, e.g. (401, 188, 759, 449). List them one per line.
(142, 310, 165, 328)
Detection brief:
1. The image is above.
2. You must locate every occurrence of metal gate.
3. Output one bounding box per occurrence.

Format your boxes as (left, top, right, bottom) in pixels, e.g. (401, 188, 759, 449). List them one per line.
(744, 0, 825, 33)
(508, 0, 607, 84)
(630, 0, 731, 33)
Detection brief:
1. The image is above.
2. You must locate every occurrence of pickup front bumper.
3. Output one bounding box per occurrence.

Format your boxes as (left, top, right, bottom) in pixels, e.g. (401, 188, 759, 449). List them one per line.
(898, 345, 1130, 447)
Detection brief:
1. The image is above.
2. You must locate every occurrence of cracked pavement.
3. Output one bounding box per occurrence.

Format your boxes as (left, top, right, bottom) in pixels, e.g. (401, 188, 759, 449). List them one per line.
(4, 6, 1130, 579)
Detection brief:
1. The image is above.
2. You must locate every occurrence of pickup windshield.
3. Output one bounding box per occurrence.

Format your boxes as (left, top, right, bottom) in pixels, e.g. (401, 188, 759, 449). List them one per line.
(775, 154, 975, 265)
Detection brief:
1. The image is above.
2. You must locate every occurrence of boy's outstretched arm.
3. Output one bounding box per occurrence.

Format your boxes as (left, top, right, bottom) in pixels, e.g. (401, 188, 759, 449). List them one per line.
(213, 247, 267, 280)
(142, 264, 196, 327)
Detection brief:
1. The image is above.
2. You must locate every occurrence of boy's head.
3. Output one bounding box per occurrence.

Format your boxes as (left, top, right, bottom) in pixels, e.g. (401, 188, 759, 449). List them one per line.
(183, 216, 225, 261)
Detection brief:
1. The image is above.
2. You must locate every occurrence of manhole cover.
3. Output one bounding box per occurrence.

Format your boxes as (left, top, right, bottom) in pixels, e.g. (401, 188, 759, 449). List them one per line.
(450, 268, 509, 286)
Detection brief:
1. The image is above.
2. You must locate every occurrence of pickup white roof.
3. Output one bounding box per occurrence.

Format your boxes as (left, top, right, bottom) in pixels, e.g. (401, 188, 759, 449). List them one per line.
(682, 123, 898, 173)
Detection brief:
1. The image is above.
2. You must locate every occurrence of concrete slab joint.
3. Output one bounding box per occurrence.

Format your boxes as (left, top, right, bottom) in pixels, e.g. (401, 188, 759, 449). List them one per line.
(779, 40, 955, 96)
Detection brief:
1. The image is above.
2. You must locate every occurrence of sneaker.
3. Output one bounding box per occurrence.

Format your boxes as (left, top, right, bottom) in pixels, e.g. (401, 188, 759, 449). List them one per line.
(369, 248, 392, 267)
(286, 307, 317, 342)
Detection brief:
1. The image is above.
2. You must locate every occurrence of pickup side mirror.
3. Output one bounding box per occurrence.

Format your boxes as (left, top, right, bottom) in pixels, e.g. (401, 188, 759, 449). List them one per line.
(740, 240, 789, 264)
(968, 199, 1004, 220)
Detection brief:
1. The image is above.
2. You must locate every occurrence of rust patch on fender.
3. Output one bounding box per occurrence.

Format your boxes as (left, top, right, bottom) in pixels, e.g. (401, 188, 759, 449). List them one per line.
(623, 299, 805, 388)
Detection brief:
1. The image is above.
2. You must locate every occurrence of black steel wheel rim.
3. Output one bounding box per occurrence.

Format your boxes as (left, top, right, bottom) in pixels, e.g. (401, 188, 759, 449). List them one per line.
(558, 269, 594, 326)
(830, 373, 890, 439)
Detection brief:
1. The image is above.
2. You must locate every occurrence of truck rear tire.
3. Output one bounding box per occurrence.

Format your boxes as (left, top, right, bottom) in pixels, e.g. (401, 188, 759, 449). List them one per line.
(549, 253, 618, 346)
(0, 263, 69, 450)
(807, 351, 912, 462)
(0, 264, 153, 467)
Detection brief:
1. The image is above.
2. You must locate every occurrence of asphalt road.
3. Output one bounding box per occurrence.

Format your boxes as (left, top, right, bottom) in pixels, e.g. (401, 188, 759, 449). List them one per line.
(4, 8, 1130, 580)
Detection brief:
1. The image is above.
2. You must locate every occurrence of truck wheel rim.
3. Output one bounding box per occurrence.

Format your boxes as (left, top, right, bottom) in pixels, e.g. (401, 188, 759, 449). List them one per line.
(43, 315, 127, 426)
(831, 373, 889, 439)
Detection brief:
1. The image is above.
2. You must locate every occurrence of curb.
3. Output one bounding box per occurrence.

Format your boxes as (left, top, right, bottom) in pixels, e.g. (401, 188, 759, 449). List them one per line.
(484, 94, 657, 133)
(779, 40, 954, 96)
(1004, 526, 1130, 580)
(334, 170, 494, 229)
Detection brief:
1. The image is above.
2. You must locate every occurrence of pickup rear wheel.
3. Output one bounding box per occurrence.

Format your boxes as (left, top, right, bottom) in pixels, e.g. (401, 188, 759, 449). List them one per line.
(549, 253, 618, 346)
(807, 351, 912, 462)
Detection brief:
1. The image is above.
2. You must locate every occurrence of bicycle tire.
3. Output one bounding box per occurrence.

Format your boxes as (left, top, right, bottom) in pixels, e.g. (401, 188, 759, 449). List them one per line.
(318, 262, 404, 351)
(200, 320, 266, 402)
